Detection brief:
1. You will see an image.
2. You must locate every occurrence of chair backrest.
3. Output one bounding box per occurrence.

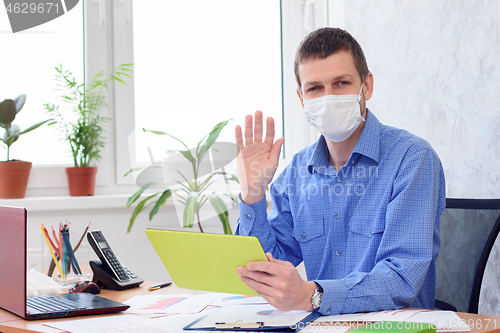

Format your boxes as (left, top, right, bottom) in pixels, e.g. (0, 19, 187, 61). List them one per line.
(435, 199, 500, 313)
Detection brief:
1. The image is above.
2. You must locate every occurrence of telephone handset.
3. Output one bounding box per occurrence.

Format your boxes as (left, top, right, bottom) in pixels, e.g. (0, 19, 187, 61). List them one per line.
(87, 230, 144, 290)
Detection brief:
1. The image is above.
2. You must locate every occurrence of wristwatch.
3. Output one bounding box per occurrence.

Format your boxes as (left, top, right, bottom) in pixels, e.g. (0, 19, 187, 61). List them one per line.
(311, 282, 323, 311)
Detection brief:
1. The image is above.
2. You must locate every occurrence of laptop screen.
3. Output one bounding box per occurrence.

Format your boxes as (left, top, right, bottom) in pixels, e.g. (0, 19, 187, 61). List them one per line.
(0, 206, 27, 318)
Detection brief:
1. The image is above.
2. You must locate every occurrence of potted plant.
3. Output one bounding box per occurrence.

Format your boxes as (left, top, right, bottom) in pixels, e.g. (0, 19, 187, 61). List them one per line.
(0, 94, 51, 198)
(126, 120, 240, 234)
(43, 64, 133, 196)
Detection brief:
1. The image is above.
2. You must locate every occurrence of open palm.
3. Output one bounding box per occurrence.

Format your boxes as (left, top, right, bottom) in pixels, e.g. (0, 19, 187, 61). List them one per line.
(235, 111, 285, 204)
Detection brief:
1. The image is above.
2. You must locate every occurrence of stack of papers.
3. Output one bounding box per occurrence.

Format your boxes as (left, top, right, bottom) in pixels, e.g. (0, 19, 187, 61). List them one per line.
(42, 294, 472, 333)
(311, 310, 471, 332)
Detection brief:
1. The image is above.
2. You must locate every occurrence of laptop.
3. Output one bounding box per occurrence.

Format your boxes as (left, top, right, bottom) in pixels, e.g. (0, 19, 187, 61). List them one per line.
(145, 229, 268, 296)
(0, 206, 130, 320)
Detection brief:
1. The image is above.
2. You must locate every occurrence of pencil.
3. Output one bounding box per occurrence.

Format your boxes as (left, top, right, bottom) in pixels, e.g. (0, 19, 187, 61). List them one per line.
(43, 224, 59, 258)
(39, 222, 64, 278)
(62, 229, 81, 274)
(74, 222, 91, 252)
(60, 223, 66, 279)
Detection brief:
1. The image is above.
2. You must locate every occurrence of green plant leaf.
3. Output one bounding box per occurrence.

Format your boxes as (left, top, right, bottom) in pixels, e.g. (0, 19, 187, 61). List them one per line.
(207, 193, 232, 235)
(149, 189, 172, 220)
(126, 181, 158, 207)
(214, 170, 240, 184)
(123, 167, 144, 177)
(19, 119, 51, 135)
(183, 192, 200, 228)
(0, 99, 17, 126)
(13, 94, 26, 113)
(110, 75, 126, 85)
(127, 193, 158, 233)
(198, 120, 229, 162)
(179, 149, 195, 164)
(143, 128, 191, 152)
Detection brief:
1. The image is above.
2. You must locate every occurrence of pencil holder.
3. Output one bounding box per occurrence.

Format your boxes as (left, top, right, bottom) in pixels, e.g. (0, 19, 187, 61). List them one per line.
(41, 226, 91, 286)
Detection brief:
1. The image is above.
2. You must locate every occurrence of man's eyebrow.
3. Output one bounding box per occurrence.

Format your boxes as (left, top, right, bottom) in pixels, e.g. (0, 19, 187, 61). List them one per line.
(331, 74, 355, 81)
(303, 74, 356, 88)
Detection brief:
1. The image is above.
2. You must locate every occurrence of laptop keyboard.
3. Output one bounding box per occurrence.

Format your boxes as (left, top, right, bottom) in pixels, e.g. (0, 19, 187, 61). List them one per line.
(27, 295, 88, 314)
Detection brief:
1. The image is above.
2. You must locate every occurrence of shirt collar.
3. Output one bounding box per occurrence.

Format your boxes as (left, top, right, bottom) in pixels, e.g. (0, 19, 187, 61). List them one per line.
(352, 109, 380, 163)
(307, 109, 380, 175)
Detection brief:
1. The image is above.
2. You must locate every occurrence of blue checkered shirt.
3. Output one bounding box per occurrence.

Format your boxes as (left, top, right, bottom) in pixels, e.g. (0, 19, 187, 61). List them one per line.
(236, 110, 446, 315)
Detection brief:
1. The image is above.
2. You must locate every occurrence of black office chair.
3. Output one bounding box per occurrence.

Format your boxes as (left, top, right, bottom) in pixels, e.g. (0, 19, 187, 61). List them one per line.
(435, 198, 500, 313)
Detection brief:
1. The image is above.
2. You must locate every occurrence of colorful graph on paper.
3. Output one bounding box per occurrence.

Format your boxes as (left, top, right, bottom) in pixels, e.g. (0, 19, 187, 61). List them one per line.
(139, 296, 186, 310)
(222, 295, 256, 302)
(257, 309, 287, 316)
(124, 294, 220, 314)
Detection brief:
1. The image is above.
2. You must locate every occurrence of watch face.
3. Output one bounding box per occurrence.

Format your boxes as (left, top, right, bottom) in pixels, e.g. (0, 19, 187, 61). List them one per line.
(312, 287, 323, 310)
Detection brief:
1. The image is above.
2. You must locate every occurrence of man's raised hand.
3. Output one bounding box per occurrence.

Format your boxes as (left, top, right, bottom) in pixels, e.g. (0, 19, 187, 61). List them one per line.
(235, 111, 285, 205)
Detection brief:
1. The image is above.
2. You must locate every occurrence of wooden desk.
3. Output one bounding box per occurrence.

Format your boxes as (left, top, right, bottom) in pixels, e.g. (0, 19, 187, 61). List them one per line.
(1, 281, 500, 333)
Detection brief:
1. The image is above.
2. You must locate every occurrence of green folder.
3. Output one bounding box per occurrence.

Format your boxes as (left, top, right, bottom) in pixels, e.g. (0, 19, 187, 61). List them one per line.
(350, 322, 436, 333)
(145, 229, 269, 296)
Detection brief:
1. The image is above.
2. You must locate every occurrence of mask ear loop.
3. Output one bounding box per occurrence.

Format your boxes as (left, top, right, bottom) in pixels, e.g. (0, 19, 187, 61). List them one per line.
(359, 78, 367, 118)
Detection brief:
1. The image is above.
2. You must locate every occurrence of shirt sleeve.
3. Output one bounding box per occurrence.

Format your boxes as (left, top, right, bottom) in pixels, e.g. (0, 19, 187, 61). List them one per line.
(235, 170, 304, 267)
(316, 147, 446, 315)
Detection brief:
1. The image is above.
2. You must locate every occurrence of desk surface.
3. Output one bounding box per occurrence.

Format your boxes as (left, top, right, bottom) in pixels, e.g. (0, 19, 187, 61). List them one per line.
(1, 281, 500, 333)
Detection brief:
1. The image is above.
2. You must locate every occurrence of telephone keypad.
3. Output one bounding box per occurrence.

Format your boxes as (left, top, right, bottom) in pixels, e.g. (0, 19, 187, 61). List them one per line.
(104, 250, 129, 281)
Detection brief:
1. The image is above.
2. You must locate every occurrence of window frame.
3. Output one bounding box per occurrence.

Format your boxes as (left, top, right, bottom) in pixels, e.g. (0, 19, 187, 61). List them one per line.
(26, 0, 320, 196)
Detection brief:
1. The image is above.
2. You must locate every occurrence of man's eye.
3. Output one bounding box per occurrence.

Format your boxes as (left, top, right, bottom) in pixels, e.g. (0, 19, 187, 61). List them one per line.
(307, 86, 320, 92)
(338, 81, 350, 86)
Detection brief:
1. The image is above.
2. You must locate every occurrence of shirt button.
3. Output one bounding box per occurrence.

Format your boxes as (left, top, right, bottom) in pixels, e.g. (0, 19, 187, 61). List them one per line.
(338, 177, 343, 183)
(302, 233, 306, 238)
(334, 213, 340, 219)
(246, 214, 252, 219)
(336, 250, 341, 256)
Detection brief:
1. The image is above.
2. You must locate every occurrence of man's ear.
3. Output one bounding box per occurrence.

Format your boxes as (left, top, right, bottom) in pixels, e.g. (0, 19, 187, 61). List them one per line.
(296, 90, 304, 108)
(363, 72, 374, 101)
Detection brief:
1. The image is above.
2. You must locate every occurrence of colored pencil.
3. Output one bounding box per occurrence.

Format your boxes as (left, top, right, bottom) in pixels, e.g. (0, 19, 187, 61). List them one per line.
(39, 222, 63, 278)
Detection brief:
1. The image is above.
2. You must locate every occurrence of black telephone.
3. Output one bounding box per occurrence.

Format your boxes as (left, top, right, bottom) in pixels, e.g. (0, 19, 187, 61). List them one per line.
(87, 230, 144, 290)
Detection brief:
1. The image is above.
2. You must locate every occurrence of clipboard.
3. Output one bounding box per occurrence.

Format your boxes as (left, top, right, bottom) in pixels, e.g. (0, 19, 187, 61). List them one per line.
(184, 303, 321, 332)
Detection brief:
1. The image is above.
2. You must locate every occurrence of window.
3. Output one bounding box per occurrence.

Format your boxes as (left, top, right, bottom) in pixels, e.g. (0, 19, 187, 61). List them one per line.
(130, 0, 283, 167)
(1, 1, 314, 195)
(0, 4, 83, 165)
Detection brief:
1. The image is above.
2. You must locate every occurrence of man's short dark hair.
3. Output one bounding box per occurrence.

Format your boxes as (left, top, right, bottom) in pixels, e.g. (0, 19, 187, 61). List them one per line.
(294, 27, 369, 94)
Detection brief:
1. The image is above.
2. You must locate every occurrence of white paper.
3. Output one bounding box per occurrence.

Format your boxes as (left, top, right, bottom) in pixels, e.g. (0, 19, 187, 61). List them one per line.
(44, 314, 173, 333)
(124, 293, 219, 314)
(300, 322, 351, 333)
(26, 268, 66, 296)
(209, 293, 267, 307)
(150, 312, 212, 332)
(405, 310, 471, 332)
(315, 309, 426, 323)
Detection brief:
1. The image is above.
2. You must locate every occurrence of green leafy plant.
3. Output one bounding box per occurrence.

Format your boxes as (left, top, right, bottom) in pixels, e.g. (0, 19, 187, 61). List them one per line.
(126, 120, 239, 234)
(0, 94, 50, 161)
(43, 64, 133, 166)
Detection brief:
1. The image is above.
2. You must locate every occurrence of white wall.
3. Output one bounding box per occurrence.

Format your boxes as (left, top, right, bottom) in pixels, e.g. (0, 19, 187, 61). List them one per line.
(340, 0, 500, 199)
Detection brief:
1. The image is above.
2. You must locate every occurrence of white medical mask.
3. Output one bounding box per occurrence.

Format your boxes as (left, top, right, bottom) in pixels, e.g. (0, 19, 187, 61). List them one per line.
(303, 84, 365, 142)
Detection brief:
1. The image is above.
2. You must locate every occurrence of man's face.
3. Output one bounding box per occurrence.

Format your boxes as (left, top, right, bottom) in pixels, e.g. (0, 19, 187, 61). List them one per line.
(296, 50, 373, 114)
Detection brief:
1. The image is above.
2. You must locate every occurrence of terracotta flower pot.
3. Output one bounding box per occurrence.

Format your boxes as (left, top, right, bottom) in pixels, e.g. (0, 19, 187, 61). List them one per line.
(65, 166, 98, 196)
(0, 160, 32, 199)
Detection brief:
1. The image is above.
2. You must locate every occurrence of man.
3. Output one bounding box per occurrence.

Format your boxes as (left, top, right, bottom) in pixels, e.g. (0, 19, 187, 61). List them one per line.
(234, 27, 446, 315)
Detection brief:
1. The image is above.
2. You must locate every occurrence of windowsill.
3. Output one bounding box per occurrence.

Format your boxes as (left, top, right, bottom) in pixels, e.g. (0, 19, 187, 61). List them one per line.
(0, 194, 136, 212)
(0, 190, 250, 213)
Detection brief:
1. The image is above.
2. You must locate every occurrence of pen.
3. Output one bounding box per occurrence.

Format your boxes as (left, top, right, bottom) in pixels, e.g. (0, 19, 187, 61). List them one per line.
(148, 282, 172, 291)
